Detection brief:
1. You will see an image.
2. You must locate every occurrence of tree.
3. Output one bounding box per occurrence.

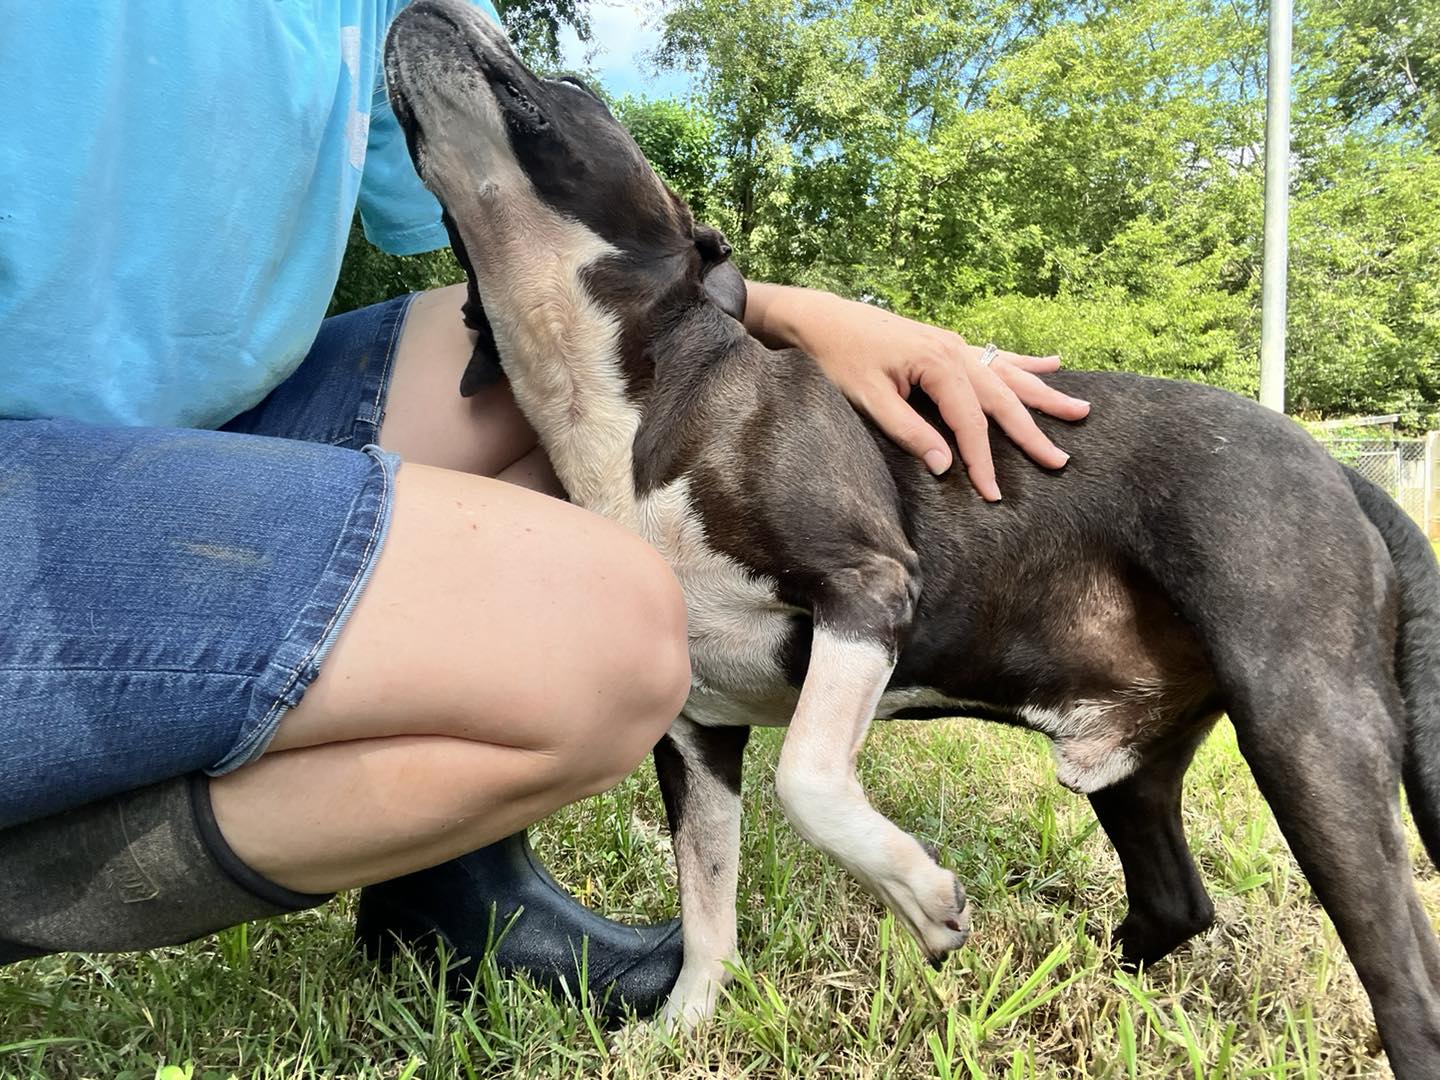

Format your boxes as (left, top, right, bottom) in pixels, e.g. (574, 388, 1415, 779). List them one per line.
(334, 0, 1440, 423)
(649, 0, 1440, 421)
(614, 97, 721, 219)
(495, 0, 591, 66)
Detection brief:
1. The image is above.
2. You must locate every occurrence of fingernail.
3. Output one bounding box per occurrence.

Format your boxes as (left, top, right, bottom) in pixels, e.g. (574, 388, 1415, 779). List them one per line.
(1074, 398, 1090, 407)
(1058, 451, 1071, 466)
(924, 449, 948, 475)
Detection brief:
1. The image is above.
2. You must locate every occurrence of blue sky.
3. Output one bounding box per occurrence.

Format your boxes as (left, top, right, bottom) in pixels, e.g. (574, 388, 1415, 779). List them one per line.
(557, 1, 695, 100)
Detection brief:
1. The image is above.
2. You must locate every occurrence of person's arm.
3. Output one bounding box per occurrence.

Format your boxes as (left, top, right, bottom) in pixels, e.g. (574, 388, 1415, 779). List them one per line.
(743, 282, 1091, 502)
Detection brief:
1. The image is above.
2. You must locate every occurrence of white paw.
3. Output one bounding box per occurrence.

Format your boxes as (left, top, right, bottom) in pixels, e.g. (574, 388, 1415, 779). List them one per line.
(880, 839, 971, 967)
(659, 961, 730, 1031)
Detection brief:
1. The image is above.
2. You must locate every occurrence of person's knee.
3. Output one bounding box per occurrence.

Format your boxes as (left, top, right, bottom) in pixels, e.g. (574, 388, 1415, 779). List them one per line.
(560, 541, 691, 797)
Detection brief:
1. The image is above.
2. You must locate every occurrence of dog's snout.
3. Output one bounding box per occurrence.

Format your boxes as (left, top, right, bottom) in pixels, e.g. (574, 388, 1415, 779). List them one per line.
(400, 0, 490, 27)
(387, 0, 505, 65)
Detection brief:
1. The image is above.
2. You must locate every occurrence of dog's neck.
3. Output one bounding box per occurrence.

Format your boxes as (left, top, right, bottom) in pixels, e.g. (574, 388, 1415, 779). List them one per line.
(493, 268, 730, 526)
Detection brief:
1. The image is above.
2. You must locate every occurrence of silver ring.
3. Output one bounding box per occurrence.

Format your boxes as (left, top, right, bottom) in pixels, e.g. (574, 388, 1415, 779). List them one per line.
(977, 342, 1000, 368)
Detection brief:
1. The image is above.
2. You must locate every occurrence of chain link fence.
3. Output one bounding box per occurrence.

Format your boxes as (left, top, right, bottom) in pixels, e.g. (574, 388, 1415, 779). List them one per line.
(1316, 436, 1432, 527)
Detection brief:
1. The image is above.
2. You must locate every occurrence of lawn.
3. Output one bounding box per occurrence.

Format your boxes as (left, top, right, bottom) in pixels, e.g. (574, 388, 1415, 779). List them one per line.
(1, 718, 1426, 1079)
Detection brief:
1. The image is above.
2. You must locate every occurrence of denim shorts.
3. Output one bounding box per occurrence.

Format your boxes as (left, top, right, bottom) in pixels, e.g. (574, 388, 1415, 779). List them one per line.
(0, 293, 418, 829)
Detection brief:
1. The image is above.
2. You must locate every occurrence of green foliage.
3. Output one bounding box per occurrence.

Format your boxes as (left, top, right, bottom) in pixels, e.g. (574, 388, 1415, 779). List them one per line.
(1286, 139, 1440, 421)
(614, 96, 721, 218)
(495, 0, 590, 65)
(1314, 0, 1440, 137)
(643, 0, 1440, 421)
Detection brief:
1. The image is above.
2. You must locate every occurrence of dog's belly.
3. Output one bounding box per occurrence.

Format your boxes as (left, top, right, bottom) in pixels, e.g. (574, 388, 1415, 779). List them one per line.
(648, 479, 1220, 790)
(878, 683, 1217, 794)
(685, 684, 797, 728)
(884, 562, 1220, 792)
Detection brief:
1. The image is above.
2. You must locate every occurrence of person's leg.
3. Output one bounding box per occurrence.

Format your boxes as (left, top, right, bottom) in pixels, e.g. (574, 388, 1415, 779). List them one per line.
(1, 294, 692, 1007)
(207, 461, 689, 891)
(225, 284, 689, 1013)
(0, 430, 687, 1008)
(0, 289, 683, 1013)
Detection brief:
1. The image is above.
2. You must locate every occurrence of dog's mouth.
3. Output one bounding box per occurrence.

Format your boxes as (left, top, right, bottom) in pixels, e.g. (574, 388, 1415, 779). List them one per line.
(384, 0, 565, 165)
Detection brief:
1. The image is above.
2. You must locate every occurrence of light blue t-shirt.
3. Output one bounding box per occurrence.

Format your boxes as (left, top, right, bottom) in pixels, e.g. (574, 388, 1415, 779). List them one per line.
(0, 0, 498, 429)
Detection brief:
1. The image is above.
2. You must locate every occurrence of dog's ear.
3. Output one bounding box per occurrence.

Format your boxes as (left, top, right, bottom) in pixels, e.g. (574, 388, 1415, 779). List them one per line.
(695, 224, 745, 321)
(695, 223, 733, 265)
(441, 210, 505, 396)
(702, 259, 747, 323)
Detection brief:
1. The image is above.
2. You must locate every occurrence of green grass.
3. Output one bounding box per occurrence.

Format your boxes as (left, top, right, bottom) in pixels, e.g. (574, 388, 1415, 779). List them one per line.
(2, 720, 1427, 1078)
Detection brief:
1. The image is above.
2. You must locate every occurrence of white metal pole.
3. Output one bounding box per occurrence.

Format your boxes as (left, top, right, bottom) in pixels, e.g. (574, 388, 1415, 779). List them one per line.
(1259, 0, 1292, 412)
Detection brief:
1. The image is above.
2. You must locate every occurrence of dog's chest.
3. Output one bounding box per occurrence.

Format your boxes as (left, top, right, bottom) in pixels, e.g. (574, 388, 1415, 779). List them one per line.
(638, 478, 799, 724)
(480, 245, 796, 720)
(499, 353, 796, 717)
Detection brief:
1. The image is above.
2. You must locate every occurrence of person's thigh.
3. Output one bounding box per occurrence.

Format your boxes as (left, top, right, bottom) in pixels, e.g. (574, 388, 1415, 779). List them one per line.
(0, 417, 397, 829)
(224, 284, 560, 491)
(211, 461, 690, 892)
(267, 460, 688, 771)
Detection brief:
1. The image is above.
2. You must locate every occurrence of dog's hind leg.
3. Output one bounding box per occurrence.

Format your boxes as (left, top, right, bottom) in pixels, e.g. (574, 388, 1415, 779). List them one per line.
(1232, 684, 1440, 1078)
(775, 561, 969, 966)
(653, 717, 749, 1029)
(1088, 729, 1216, 968)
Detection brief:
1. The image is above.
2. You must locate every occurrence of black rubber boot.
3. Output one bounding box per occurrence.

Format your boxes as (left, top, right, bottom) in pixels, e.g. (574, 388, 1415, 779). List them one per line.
(0, 775, 330, 964)
(0, 771, 329, 967)
(355, 831, 683, 1020)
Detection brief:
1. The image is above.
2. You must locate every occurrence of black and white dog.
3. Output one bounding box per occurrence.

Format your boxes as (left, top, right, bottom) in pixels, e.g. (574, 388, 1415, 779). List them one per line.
(384, 2, 1440, 1070)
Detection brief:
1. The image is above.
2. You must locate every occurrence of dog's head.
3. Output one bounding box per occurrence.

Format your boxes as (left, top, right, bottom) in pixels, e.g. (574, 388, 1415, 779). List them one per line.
(383, 0, 745, 393)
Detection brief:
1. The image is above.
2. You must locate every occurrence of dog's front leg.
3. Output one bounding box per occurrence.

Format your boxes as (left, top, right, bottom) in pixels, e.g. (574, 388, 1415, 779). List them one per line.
(653, 716, 750, 1029)
(775, 616, 970, 967)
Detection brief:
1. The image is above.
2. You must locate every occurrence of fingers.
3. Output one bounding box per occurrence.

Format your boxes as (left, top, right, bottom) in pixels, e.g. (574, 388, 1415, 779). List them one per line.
(993, 362, 1092, 421)
(1003, 352, 1062, 375)
(969, 368, 1071, 471)
(968, 347, 1090, 418)
(859, 382, 959, 480)
(841, 332, 1083, 504)
(918, 365, 1001, 502)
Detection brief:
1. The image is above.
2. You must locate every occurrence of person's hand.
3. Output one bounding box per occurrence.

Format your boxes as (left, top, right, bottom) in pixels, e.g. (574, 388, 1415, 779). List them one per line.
(744, 284, 1091, 502)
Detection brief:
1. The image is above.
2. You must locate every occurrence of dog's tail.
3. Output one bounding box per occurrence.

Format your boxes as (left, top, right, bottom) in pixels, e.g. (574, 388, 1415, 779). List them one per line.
(1346, 465, 1440, 867)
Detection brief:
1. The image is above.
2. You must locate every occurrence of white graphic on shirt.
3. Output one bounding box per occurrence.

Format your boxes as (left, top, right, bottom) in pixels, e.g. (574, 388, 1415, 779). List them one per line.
(340, 25, 370, 171)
